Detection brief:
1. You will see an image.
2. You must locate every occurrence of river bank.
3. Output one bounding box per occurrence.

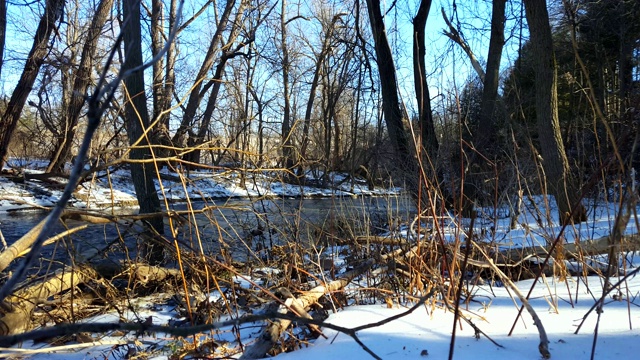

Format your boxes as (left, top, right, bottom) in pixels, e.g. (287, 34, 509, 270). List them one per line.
(0, 160, 401, 213)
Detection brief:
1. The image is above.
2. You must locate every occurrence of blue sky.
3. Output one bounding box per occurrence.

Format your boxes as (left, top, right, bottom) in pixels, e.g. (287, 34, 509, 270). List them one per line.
(0, 0, 526, 118)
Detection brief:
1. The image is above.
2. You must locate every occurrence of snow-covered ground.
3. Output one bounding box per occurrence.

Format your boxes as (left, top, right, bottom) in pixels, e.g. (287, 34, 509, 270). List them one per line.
(0, 159, 400, 213)
(4, 258, 640, 360)
(1, 158, 639, 359)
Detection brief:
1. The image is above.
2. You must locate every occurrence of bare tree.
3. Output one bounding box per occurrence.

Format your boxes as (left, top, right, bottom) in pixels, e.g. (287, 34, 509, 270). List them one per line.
(0, 0, 6, 80)
(171, 0, 238, 151)
(122, 0, 165, 263)
(523, 0, 586, 225)
(279, 0, 296, 181)
(47, 0, 115, 173)
(364, 0, 421, 201)
(298, 11, 346, 176)
(413, 0, 438, 158)
(186, 1, 255, 167)
(0, 0, 65, 169)
(442, 1, 506, 216)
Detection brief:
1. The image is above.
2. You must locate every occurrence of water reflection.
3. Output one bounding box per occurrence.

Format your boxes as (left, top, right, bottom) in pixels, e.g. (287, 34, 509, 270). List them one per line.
(0, 195, 415, 265)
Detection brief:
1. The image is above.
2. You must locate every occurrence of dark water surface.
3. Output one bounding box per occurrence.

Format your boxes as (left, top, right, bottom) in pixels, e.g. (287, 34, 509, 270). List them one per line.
(0, 196, 415, 265)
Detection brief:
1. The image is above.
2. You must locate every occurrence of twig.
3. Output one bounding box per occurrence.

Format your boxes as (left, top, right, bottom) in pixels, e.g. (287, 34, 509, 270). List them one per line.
(0, 339, 129, 357)
(0, 0, 185, 304)
(472, 242, 550, 359)
(449, 214, 474, 360)
(0, 293, 436, 355)
(574, 265, 640, 335)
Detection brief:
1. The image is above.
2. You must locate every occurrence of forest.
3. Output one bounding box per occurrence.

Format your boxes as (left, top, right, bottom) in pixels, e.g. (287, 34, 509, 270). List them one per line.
(0, 0, 639, 359)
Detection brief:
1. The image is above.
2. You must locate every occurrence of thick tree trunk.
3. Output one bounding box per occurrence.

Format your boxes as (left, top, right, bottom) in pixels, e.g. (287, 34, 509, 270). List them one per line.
(523, 0, 586, 225)
(365, 0, 420, 201)
(459, 0, 506, 217)
(122, 0, 165, 263)
(47, 0, 115, 173)
(413, 0, 438, 157)
(0, 0, 65, 169)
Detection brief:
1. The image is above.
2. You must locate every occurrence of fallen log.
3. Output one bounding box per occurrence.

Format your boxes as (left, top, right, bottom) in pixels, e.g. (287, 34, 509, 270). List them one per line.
(0, 260, 183, 336)
(0, 217, 47, 273)
(133, 264, 181, 284)
(0, 216, 89, 273)
(0, 265, 98, 336)
(497, 233, 640, 262)
(240, 258, 375, 359)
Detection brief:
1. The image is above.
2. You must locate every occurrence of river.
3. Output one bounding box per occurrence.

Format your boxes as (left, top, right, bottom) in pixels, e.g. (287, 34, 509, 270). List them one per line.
(0, 196, 415, 266)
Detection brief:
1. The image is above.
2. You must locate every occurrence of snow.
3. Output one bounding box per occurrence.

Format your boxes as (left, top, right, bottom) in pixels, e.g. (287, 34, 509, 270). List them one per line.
(5, 273, 640, 359)
(272, 282, 640, 360)
(0, 160, 401, 213)
(1, 158, 640, 359)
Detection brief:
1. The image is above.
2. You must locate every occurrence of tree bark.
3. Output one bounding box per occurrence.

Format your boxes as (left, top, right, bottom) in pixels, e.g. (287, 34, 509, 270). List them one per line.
(47, 0, 115, 173)
(365, 0, 420, 201)
(457, 0, 506, 217)
(0, 0, 6, 80)
(523, 0, 586, 225)
(413, 0, 438, 157)
(121, 0, 165, 263)
(150, 0, 164, 123)
(0, 0, 65, 169)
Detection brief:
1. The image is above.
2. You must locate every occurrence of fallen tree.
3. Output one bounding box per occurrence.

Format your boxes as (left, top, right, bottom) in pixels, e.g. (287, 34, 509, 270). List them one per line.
(0, 217, 88, 273)
(0, 261, 183, 336)
(0, 265, 98, 336)
(495, 233, 640, 263)
(240, 258, 375, 359)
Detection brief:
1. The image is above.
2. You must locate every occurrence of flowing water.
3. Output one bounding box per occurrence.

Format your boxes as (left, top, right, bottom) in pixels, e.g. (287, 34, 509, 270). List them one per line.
(0, 196, 415, 266)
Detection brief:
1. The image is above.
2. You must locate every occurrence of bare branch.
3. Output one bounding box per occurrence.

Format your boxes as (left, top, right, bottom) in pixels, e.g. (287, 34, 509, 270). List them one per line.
(0, 0, 185, 304)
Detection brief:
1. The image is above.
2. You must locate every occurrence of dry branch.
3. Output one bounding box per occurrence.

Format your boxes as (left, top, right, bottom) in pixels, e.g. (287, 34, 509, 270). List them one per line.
(472, 242, 550, 359)
(0, 217, 46, 273)
(497, 233, 640, 263)
(0, 265, 98, 336)
(240, 258, 375, 359)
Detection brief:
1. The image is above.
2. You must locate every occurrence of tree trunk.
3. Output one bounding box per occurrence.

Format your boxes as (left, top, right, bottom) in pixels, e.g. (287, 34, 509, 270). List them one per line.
(298, 14, 346, 176)
(150, 0, 164, 123)
(47, 0, 115, 173)
(187, 5, 247, 167)
(413, 0, 438, 158)
(365, 0, 420, 201)
(171, 0, 236, 146)
(0, 0, 6, 80)
(476, 0, 505, 156)
(0, 0, 65, 169)
(122, 0, 165, 263)
(523, 0, 586, 225)
(458, 0, 506, 217)
(280, 0, 295, 181)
